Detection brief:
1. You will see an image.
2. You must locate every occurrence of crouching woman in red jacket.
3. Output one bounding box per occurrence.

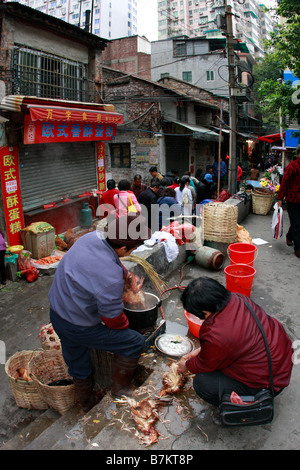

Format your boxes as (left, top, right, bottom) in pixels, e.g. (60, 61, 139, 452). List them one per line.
(178, 277, 293, 407)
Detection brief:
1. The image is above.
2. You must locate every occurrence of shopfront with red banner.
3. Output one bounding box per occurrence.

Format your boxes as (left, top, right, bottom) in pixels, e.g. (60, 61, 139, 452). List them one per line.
(0, 97, 123, 243)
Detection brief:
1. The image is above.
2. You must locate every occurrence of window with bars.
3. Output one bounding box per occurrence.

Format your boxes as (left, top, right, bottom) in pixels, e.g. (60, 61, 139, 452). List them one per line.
(110, 143, 131, 168)
(11, 46, 87, 101)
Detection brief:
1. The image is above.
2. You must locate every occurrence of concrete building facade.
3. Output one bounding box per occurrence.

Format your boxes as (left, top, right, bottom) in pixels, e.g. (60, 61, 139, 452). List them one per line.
(157, 0, 276, 58)
(13, 0, 138, 39)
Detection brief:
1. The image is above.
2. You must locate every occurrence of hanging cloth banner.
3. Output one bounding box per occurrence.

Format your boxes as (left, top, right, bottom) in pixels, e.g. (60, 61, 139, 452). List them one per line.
(28, 106, 124, 125)
(24, 115, 117, 144)
(0, 146, 24, 245)
(96, 142, 106, 192)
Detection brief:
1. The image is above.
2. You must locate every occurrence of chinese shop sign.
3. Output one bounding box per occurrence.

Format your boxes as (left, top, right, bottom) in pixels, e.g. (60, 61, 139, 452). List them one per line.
(0, 147, 24, 245)
(24, 116, 117, 144)
(96, 142, 106, 192)
(28, 106, 123, 125)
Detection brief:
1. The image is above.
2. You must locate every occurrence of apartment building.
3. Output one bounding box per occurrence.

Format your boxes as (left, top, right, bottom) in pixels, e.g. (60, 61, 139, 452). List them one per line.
(14, 0, 138, 39)
(158, 0, 276, 58)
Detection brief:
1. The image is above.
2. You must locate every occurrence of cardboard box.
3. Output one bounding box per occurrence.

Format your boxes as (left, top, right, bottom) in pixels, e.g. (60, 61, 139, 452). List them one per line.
(29, 230, 55, 259)
(21, 223, 55, 259)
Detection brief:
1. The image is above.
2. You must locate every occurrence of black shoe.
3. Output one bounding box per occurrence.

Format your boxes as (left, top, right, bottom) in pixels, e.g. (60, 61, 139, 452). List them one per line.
(286, 236, 293, 247)
(295, 251, 300, 258)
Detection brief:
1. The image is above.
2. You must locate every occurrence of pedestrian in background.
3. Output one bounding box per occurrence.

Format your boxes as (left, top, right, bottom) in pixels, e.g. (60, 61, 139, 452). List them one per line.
(114, 180, 141, 219)
(237, 163, 243, 191)
(213, 159, 227, 187)
(277, 144, 300, 258)
(130, 175, 147, 199)
(157, 187, 181, 229)
(98, 179, 119, 218)
(138, 177, 161, 229)
(175, 175, 193, 216)
(149, 166, 163, 181)
(249, 164, 260, 181)
(169, 176, 180, 190)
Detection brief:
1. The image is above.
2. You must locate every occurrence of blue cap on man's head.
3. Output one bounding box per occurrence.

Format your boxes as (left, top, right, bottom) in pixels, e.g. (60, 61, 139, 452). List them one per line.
(204, 173, 213, 182)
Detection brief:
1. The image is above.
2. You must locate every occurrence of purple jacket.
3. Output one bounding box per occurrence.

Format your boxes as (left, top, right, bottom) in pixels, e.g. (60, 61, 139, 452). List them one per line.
(0, 231, 6, 251)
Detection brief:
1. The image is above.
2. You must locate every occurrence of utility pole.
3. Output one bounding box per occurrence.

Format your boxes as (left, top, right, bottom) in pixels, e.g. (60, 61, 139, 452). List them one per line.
(225, 0, 237, 194)
(217, 104, 223, 200)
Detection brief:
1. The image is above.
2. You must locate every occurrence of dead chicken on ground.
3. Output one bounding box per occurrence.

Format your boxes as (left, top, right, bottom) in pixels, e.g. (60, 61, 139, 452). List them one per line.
(159, 362, 188, 397)
(115, 396, 162, 446)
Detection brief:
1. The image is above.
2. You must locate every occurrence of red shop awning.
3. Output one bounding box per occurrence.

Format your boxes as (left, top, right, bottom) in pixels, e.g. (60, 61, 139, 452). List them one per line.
(257, 132, 285, 143)
(28, 105, 124, 125)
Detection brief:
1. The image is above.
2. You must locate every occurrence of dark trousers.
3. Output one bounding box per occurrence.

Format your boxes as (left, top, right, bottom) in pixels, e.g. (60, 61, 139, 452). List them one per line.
(0, 251, 6, 284)
(193, 371, 280, 407)
(286, 202, 300, 251)
(50, 308, 145, 380)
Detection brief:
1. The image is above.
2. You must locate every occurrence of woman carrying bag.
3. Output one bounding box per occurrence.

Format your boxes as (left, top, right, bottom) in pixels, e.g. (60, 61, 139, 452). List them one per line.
(113, 179, 141, 218)
(175, 176, 193, 216)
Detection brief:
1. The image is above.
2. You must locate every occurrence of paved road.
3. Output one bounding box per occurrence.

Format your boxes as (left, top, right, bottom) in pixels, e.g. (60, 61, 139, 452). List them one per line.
(0, 209, 299, 450)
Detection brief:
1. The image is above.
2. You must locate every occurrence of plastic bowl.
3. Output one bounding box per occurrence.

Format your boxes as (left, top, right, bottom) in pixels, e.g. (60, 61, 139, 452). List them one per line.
(8, 245, 24, 254)
(184, 310, 203, 338)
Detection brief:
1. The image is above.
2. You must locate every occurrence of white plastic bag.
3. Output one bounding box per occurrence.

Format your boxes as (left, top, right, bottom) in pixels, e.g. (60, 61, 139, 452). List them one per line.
(150, 231, 179, 262)
(271, 203, 283, 239)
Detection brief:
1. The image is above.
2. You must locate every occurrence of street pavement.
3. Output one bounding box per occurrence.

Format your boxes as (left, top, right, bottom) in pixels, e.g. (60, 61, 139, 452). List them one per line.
(0, 207, 299, 451)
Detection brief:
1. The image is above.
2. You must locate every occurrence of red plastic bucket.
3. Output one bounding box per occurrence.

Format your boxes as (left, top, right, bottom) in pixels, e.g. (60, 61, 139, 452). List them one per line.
(184, 310, 204, 338)
(228, 243, 258, 266)
(224, 263, 256, 297)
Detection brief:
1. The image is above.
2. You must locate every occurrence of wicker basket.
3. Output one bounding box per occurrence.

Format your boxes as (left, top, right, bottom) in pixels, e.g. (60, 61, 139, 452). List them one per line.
(28, 349, 76, 415)
(204, 202, 238, 243)
(252, 189, 275, 215)
(39, 322, 61, 350)
(5, 351, 48, 410)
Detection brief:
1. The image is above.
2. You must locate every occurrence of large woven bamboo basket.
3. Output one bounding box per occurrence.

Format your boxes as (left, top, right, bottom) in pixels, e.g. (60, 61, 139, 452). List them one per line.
(252, 189, 275, 215)
(28, 349, 76, 415)
(5, 351, 48, 410)
(204, 202, 238, 243)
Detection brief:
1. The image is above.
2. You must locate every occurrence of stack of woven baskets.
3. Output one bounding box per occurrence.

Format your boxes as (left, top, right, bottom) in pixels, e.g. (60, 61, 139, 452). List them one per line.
(5, 324, 76, 415)
(204, 202, 238, 243)
(251, 188, 275, 215)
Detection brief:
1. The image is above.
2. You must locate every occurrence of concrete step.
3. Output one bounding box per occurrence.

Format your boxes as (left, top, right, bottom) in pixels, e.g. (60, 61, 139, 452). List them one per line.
(24, 406, 82, 450)
(2, 354, 203, 451)
(86, 360, 205, 451)
(0, 409, 60, 450)
(50, 394, 117, 450)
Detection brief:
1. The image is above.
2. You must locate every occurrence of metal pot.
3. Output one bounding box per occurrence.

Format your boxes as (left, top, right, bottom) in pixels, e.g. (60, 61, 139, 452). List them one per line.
(123, 292, 161, 330)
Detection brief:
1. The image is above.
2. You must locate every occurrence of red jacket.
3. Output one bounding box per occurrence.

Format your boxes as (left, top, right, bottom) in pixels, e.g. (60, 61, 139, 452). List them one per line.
(100, 188, 119, 207)
(186, 294, 293, 392)
(237, 165, 243, 182)
(277, 156, 300, 204)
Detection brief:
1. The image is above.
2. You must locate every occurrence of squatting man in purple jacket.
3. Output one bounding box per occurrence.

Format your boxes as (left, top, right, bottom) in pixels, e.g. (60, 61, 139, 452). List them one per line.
(48, 215, 150, 412)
